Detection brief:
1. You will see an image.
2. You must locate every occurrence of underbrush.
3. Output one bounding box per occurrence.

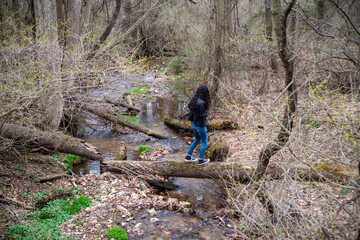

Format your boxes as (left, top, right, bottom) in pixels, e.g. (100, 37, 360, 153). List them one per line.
(5, 195, 92, 240)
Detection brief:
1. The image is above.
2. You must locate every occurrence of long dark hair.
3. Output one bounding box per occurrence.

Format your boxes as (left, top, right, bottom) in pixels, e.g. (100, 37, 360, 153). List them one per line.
(188, 85, 211, 112)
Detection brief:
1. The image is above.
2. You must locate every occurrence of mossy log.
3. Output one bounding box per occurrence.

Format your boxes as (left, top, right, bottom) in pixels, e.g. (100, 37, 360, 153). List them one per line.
(105, 98, 140, 112)
(103, 160, 358, 183)
(1, 123, 102, 161)
(83, 104, 169, 139)
(164, 117, 237, 132)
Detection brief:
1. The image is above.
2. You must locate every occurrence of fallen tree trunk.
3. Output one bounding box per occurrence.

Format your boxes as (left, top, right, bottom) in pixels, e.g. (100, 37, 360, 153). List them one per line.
(103, 160, 358, 183)
(83, 104, 169, 139)
(1, 123, 102, 161)
(38, 173, 72, 182)
(105, 98, 140, 112)
(164, 117, 237, 132)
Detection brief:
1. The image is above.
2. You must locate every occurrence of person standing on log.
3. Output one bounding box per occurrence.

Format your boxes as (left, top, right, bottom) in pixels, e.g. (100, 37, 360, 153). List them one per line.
(185, 85, 211, 166)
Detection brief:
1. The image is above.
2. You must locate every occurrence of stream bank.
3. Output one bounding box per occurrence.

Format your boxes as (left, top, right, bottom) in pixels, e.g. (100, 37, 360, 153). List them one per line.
(67, 69, 235, 239)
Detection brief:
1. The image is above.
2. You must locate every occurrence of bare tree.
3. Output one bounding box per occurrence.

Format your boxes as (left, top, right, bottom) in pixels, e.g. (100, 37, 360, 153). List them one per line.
(210, 0, 225, 107)
(255, 0, 298, 180)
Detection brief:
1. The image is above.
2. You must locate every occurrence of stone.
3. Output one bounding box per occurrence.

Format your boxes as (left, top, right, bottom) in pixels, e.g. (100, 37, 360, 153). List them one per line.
(167, 198, 179, 204)
(182, 208, 195, 214)
(150, 217, 160, 223)
(134, 223, 142, 229)
(147, 208, 157, 217)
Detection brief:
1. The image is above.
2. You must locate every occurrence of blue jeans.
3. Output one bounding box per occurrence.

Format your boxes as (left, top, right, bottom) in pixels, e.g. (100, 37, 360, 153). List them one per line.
(187, 122, 207, 159)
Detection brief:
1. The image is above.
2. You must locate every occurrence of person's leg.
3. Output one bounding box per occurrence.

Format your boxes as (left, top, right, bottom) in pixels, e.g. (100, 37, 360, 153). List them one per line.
(198, 126, 208, 159)
(186, 122, 200, 157)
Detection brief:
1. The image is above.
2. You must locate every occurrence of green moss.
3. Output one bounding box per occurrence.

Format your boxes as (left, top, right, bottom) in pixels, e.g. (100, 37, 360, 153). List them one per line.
(106, 227, 128, 240)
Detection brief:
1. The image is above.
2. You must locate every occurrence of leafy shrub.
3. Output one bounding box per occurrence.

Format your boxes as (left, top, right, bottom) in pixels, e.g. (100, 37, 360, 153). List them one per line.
(106, 227, 128, 240)
(61, 154, 85, 170)
(6, 195, 92, 240)
(138, 145, 151, 153)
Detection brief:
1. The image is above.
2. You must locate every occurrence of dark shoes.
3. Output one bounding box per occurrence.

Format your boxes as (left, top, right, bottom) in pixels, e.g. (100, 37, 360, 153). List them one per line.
(185, 155, 197, 162)
(198, 158, 210, 166)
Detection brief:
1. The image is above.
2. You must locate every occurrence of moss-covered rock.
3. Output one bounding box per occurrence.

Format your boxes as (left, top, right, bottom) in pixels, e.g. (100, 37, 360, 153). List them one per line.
(115, 146, 127, 160)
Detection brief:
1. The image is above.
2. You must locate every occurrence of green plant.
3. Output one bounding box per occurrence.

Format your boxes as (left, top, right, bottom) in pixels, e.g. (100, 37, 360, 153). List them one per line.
(28, 174, 35, 179)
(169, 57, 184, 75)
(61, 154, 85, 171)
(35, 191, 49, 201)
(13, 166, 24, 173)
(138, 145, 151, 153)
(105, 227, 128, 240)
(128, 87, 150, 95)
(121, 115, 138, 123)
(6, 195, 91, 240)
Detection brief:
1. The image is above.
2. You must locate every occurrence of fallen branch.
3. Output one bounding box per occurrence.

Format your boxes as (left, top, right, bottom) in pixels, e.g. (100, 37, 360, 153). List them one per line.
(103, 160, 358, 183)
(37, 173, 72, 183)
(105, 98, 140, 111)
(83, 104, 169, 139)
(1, 123, 102, 161)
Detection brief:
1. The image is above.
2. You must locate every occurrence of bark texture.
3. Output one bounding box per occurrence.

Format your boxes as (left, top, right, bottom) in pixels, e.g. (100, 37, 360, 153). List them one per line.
(104, 160, 358, 183)
(164, 117, 236, 132)
(65, 0, 82, 50)
(1, 123, 102, 161)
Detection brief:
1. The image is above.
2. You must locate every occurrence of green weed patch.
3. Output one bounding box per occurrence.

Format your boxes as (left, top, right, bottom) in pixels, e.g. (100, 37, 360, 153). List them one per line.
(6, 195, 92, 240)
(106, 226, 128, 240)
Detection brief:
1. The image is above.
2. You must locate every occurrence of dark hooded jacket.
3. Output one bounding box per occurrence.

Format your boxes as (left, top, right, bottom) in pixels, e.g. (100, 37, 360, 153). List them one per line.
(188, 98, 208, 127)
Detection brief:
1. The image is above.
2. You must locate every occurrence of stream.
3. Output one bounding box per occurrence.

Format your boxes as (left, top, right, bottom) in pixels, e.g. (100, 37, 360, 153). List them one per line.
(72, 73, 232, 239)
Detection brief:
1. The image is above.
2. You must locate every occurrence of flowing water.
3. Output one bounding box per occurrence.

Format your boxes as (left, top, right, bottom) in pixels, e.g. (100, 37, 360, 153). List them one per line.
(72, 73, 231, 239)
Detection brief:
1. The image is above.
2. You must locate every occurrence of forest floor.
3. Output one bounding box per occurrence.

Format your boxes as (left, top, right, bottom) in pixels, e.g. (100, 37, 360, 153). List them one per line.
(0, 59, 236, 239)
(0, 57, 358, 239)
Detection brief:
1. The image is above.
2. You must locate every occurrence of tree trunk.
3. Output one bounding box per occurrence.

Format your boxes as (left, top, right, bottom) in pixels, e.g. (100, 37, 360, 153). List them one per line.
(211, 0, 225, 107)
(83, 104, 169, 139)
(81, 0, 95, 34)
(255, 0, 298, 180)
(34, 0, 64, 132)
(164, 117, 237, 132)
(86, 0, 122, 61)
(265, 0, 277, 71)
(109, 0, 164, 50)
(1, 123, 102, 161)
(103, 160, 358, 183)
(122, 0, 132, 32)
(64, 0, 82, 51)
(57, 0, 65, 46)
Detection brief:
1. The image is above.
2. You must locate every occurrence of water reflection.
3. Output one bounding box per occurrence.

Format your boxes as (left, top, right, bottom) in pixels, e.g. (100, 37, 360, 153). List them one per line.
(73, 160, 101, 176)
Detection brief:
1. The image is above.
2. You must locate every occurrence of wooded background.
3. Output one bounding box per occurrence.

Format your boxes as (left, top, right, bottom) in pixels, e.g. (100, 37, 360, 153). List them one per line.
(0, 0, 359, 239)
